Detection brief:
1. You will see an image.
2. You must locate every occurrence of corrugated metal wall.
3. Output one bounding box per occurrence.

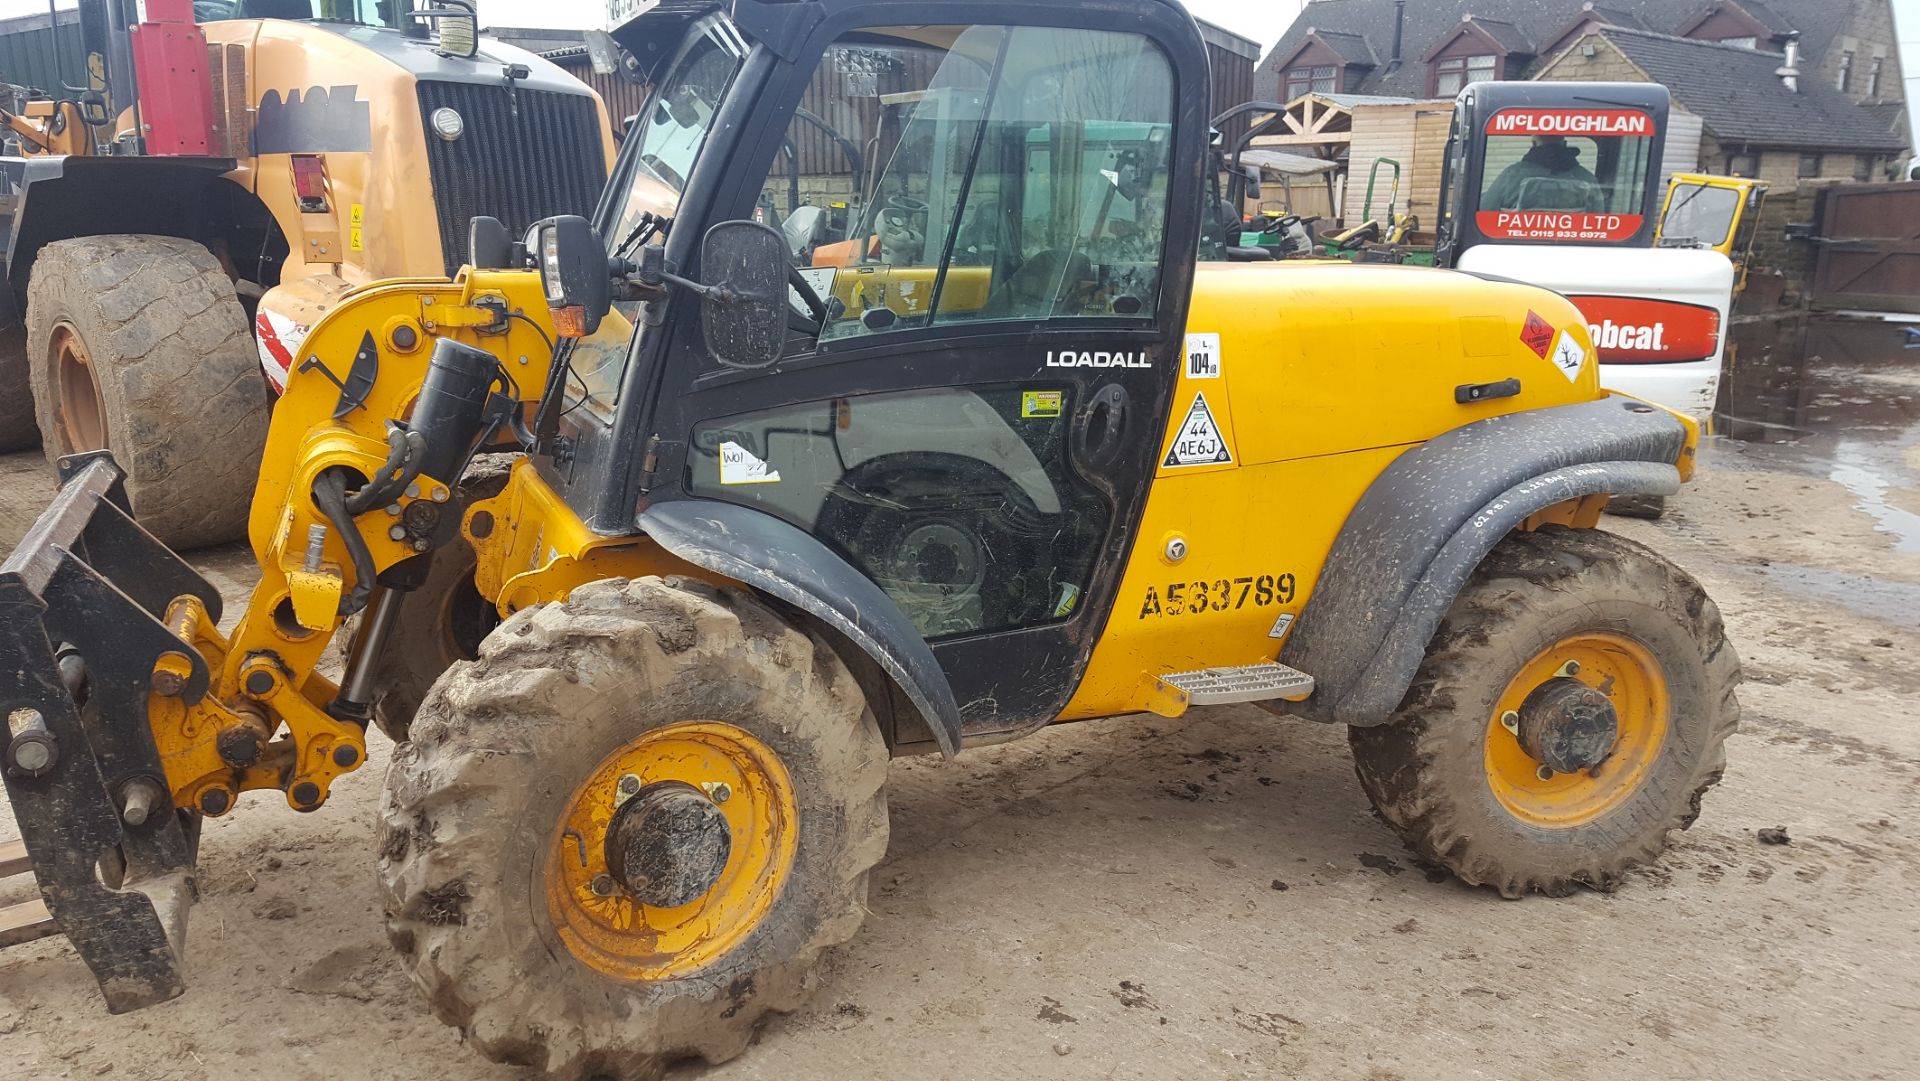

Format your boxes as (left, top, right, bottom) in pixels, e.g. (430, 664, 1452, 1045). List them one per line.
(0, 12, 86, 96)
(1208, 39, 1256, 145)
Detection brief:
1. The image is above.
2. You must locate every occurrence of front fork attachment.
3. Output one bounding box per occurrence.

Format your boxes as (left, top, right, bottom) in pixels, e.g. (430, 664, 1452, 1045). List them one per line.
(0, 454, 220, 1011)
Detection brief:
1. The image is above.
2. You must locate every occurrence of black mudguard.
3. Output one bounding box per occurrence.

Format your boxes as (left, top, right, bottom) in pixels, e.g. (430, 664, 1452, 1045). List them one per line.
(1280, 395, 1688, 728)
(0, 154, 236, 309)
(637, 498, 964, 757)
(0, 453, 221, 1012)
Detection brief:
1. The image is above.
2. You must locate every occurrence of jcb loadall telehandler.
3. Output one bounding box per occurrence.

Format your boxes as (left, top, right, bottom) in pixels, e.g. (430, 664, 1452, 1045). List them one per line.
(0, 0, 612, 547)
(0, 1, 1740, 1076)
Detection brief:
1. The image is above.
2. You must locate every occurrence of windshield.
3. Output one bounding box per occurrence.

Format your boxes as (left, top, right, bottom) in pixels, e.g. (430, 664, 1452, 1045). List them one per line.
(1475, 108, 1656, 242)
(607, 18, 748, 245)
(1660, 183, 1740, 249)
(573, 16, 748, 414)
(194, 0, 406, 27)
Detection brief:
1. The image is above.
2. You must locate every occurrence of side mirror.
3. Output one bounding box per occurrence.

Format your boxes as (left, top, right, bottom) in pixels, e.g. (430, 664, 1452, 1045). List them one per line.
(700, 220, 788, 370)
(531, 215, 612, 338)
(411, 0, 479, 60)
(468, 215, 513, 270)
(583, 30, 624, 77)
(1240, 165, 1261, 202)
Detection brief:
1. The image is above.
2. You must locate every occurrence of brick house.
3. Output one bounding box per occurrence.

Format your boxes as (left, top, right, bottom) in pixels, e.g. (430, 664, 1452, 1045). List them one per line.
(1257, 0, 1911, 183)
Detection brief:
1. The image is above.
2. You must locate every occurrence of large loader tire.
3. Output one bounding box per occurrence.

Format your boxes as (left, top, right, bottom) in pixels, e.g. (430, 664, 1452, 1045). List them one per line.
(378, 576, 889, 1080)
(1349, 526, 1740, 898)
(0, 321, 37, 451)
(342, 458, 515, 744)
(26, 235, 268, 548)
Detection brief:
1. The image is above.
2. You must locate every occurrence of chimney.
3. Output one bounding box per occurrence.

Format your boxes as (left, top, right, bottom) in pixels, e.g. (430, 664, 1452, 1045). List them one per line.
(1776, 31, 1801, 92)
(1387, 1, 1406, 73)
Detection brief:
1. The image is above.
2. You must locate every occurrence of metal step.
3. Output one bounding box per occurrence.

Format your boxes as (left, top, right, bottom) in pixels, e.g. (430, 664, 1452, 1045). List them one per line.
(1150, 662, 1315, 717)
(0, 839, 57, 948)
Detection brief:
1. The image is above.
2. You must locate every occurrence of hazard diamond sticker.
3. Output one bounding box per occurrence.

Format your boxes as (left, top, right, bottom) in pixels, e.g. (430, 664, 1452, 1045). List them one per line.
(1163, 391, 1232, 468)
(1520, 310, 1555, 358)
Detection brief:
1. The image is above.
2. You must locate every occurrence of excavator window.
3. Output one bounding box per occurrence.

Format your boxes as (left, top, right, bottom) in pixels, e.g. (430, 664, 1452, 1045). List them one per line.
(1659, 183, 1741, 250)
(748, 23, 1174, 349)
(1479, 130, 1653, 215)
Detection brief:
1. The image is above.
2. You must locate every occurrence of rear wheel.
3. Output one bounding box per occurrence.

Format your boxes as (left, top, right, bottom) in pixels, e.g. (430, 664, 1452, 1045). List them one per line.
(378, 576, 888, 1079)
(26, 235, 268, 548)
(1349, 527, 1739, 897)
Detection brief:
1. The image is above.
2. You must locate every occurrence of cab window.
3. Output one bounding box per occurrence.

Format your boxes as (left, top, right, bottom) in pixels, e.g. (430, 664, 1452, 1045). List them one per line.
(752, 24, 1175, 349)
(1480, 132, 1653, 214)
(1660, 183, 1740, 249)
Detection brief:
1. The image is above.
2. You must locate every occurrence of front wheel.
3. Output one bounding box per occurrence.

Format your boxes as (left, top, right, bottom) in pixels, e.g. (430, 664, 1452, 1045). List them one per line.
(378, 576, 889, 1079)
(1349, 526, 1740, 897)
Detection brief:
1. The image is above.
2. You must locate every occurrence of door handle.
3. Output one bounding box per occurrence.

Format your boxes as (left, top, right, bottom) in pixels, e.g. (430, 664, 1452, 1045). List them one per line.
(1074, 383, 1131, 469)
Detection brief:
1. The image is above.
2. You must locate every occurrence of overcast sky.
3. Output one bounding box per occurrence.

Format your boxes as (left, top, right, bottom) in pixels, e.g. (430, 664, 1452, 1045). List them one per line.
(0, 0, 1914, 147)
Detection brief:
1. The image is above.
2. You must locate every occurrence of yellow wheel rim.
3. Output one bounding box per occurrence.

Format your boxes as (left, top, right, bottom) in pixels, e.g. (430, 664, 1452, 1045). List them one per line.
(1483, 633, 1670, 828)
(544, 721, 797, 980)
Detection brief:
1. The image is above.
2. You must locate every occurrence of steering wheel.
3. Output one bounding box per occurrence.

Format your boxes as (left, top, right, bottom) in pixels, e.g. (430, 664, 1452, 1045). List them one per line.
(786, 265, 829, 324)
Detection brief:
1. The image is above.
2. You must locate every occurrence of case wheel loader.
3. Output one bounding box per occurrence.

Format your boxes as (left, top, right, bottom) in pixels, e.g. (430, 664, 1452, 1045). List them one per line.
(0, 0, 612, 548)
(0, 1, 1741, 1077)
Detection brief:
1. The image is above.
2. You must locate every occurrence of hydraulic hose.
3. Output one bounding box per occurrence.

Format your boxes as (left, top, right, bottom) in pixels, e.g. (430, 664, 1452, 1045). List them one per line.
(312, 468, 380, 618)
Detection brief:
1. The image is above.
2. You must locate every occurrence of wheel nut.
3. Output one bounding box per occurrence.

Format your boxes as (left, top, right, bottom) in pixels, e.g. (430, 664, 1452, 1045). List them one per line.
(1499, 710, 1520, 734)
(616, 773, 642, 802)
(1536, 765, 1555, 781)
(702, 781, 732, 804)
(590, 874, 615, 897)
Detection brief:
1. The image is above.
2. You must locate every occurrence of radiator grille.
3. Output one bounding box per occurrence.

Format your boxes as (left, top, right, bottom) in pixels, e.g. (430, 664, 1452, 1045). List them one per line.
(415, 82, 606, 275)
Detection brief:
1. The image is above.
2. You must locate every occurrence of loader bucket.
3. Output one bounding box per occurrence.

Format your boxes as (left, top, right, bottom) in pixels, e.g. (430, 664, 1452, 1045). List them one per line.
(0, 452, 222, 1012)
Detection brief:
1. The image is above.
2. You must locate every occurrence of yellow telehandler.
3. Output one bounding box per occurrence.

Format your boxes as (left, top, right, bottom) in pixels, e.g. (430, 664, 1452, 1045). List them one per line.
(0, 1, 1739, 1077)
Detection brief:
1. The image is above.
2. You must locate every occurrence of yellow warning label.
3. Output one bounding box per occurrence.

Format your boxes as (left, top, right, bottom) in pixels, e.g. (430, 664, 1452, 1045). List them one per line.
(1022, 390, 1063, 418)
(349, 226, 364, 252)
(349, 203, 364, 227)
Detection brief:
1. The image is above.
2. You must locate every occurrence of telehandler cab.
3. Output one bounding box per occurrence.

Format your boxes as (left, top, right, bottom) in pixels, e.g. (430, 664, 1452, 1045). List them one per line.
(0, 1, 1739, 1076)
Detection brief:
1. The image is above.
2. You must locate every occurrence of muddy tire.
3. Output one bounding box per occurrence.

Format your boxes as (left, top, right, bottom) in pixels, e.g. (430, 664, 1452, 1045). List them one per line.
(378, 576, 888, 1080)
(0, 321, 36, 451)
(341, 458, 515, 744)
(1349, 526, 1740, 898)
(26, 235, 268, 548)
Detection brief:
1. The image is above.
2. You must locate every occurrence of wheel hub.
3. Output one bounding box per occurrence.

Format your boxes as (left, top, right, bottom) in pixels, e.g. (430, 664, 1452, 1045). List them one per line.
(1514, 676, 1618, 774)
(605, 781, 733, 908)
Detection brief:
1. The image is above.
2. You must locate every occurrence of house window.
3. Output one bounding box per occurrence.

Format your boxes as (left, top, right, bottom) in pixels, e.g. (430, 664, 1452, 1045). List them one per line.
(1284, 64, 1339, 99)
(1726, 151, 1759, 176)
(1856, 154, 1878, 182)
(1721, 36, 1757, 49)
(1837, 51, 1853, 92)
(1868, 56, 1883, 97)
(1434, 54, 1497, 96)
(1798, 152, 1822, 178)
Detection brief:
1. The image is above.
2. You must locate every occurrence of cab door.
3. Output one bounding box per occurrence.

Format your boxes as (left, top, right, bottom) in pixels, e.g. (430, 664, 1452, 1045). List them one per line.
(645, 8, 1209, 744)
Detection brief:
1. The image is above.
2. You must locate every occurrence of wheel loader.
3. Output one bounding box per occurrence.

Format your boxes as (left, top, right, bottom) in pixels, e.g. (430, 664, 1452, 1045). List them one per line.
(0, 1, 1740, 1076)
(0, 0, 611, 548)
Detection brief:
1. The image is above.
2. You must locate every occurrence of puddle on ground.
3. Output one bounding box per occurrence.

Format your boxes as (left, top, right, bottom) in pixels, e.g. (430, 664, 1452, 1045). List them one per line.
(1716, 314, 1920, 552)
(1757, 563, 1920, 630)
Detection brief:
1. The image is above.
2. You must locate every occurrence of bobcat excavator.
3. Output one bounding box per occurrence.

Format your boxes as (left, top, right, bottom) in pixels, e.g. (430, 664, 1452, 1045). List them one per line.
(0, 1, 1740, 1077)
(0, 0, 612, 547)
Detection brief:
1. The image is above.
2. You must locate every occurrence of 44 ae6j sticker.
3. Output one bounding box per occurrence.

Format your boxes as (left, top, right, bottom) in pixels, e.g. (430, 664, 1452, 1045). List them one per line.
(1163, 391, 1232, 467)
(1139, 573, 1296, 618)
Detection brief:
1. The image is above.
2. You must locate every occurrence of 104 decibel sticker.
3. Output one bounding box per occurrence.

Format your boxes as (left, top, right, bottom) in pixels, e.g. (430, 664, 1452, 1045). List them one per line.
(1139, 573, 1295, 618)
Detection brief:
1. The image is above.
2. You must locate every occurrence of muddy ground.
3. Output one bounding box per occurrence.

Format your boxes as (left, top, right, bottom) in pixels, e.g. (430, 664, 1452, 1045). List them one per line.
(3, 329, 1918, 1080)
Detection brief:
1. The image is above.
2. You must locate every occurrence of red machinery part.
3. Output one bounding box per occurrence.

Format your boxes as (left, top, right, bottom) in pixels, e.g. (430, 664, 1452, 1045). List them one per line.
(129, 0, 215, 156)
